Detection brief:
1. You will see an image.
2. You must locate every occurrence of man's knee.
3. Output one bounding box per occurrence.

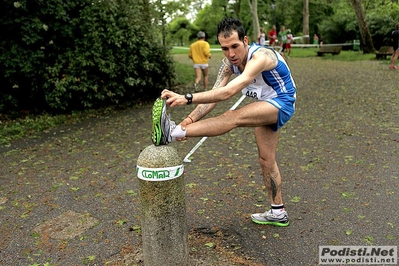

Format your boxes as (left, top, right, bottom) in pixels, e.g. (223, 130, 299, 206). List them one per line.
(259, 156, 275, 167)
(221, 110, 239, 123)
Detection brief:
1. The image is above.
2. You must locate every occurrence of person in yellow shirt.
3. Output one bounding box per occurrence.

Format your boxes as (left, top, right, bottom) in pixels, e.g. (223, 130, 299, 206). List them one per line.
(189, 31, 211, 92)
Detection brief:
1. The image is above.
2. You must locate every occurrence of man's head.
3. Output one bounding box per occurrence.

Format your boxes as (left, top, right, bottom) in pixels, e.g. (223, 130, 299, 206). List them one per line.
(197, 31, 205, 39)
(217, 17, 246, 42)
(217, 18, 248, 66)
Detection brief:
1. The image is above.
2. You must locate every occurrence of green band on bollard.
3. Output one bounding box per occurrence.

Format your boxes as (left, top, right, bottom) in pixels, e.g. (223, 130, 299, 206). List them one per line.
(136, 165, 184, 181)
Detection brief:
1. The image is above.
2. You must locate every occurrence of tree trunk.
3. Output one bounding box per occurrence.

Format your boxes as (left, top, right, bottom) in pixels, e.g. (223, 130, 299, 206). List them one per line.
(302, 0, 310, 44)
(350, 0, 375, 53)
(247, 0, 259, 43)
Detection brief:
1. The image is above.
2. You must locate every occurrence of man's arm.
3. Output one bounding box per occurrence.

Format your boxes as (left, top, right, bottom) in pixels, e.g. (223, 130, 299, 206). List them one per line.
(188, 45, 192, 59)
(205, 43, 211, 59)
(162, 49, 278, 107)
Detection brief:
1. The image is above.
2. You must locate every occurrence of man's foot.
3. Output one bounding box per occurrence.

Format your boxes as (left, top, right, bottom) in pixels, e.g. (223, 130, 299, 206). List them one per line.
(194, 82, 199, 92)
(251, 209, 290, 227)
(151, 98, 176, 146)
(389, 64, 399, 69)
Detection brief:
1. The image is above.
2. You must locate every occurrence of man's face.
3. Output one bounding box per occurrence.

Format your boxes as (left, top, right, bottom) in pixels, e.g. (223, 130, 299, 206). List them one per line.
(218, 31, 248, 66)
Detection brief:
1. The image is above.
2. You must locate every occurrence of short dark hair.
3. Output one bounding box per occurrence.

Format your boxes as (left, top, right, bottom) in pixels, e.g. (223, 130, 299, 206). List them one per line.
(396, 22, 399, 30)
(217, 17, 246, 42)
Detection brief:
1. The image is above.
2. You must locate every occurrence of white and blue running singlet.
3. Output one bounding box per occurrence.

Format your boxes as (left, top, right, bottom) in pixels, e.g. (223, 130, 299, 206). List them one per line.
(231, 43, 297, 131)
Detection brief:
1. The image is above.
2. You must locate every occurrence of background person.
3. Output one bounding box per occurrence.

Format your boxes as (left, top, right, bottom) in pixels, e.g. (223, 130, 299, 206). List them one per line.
(286, 29, 293, 57)
(189, 31, 211, 91)
(278, 25, 288, 56)
(258, 28, 266, 47)
(268, 25, 277, 48)
(155, 17, 297, 227)
(313, 34, 319, 47)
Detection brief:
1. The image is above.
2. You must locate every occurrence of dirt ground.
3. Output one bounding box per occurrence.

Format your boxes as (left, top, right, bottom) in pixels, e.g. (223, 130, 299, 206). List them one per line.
(1, 53, 398, 266)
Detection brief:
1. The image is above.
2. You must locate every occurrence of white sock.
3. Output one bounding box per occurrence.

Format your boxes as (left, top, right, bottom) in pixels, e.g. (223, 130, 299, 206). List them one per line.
(271, 204, 285, 214)
(171, 125, 186, 140)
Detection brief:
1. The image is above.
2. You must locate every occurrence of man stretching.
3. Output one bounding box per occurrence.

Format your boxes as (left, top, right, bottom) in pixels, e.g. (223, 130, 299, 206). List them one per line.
(152, 18, 296, 227)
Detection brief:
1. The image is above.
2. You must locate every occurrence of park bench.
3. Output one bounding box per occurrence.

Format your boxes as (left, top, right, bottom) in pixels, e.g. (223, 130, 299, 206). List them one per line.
(316, 46, 342, 56)
(375, 46, 394, 59)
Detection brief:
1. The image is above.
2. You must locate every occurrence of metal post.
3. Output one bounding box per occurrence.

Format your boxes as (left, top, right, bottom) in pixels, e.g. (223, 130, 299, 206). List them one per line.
(136, 145, 188, 266)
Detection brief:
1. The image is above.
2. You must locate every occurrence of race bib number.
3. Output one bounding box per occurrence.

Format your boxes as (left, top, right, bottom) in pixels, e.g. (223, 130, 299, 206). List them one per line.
(243, 85, 262, 100)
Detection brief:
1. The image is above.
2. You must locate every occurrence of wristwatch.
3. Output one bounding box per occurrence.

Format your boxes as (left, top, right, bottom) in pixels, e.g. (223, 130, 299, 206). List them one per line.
(185, 93, 193, 105)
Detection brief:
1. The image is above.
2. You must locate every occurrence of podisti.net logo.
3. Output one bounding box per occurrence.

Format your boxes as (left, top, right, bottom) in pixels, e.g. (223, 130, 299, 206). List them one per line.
(319, 246, 397, 265)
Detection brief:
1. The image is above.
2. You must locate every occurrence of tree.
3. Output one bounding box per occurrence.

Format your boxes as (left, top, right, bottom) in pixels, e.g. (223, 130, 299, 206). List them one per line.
(168, 17, 193, 46)
(303, 0, 310, 44)
(0, 0, 175, 114)
(349, 0, 376, 53)
(151, 0, 191, 46)
(193, 1, 226, 44)
(247, 0, 260, 42)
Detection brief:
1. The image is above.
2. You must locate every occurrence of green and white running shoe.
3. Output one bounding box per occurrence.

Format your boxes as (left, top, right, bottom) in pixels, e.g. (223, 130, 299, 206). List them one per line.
(151, 98, 176, 146)
(251, 209, 290, 227)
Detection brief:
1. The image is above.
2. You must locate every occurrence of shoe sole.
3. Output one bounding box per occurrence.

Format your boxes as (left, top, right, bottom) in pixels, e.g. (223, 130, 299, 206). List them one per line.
(151, 98, 164, 146)
(251, 219, 290, 227)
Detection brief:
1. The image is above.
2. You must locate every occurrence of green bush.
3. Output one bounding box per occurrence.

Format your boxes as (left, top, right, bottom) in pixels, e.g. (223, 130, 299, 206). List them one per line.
(0, 0, 174, 115)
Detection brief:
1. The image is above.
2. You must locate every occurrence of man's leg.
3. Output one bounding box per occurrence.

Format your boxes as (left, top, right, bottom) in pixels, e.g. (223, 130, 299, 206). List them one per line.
(393, 50, 399, 65)
(194, 67, 202, 91)
(251, 125, 289, 226)
(255, 126, 282, 205)
(153, 94, 251, 145)
(202, 67, 209, 91)
(181, 101, 279, 138)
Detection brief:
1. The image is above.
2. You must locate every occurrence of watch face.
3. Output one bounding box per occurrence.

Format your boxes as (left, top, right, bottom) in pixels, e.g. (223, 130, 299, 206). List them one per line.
(185, 93, 193, 104)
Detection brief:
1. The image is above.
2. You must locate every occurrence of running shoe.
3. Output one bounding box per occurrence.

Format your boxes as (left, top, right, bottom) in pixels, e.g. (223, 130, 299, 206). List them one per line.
(151, 98, 176, 146)
(389, 64, 399, 69)
(251, 209, 290, 227)
(194, 82, 199, 92)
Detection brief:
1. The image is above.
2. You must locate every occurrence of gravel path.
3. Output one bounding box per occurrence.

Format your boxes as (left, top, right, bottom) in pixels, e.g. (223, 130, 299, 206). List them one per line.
(1, 55, 398, 265)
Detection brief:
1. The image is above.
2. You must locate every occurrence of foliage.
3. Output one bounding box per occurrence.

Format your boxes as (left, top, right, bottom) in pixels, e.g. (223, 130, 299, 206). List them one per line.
(167, 17, 194, 46)
(318, 1, 358, 44)
(185, 0, 399, 51)
(317, 0, 399, 47)
(366, 2, 399, 49)
(0, 0, 175, 115)
(192, 2, 226, 45)
(151, 0, 191, 24)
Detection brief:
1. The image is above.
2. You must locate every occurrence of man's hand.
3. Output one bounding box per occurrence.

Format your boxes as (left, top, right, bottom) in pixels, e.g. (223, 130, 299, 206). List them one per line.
(161, 89, 187, 107)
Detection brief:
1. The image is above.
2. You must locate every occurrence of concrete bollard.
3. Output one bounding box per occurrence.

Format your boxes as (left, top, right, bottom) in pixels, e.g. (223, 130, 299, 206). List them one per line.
(136, 144, 188, 266)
